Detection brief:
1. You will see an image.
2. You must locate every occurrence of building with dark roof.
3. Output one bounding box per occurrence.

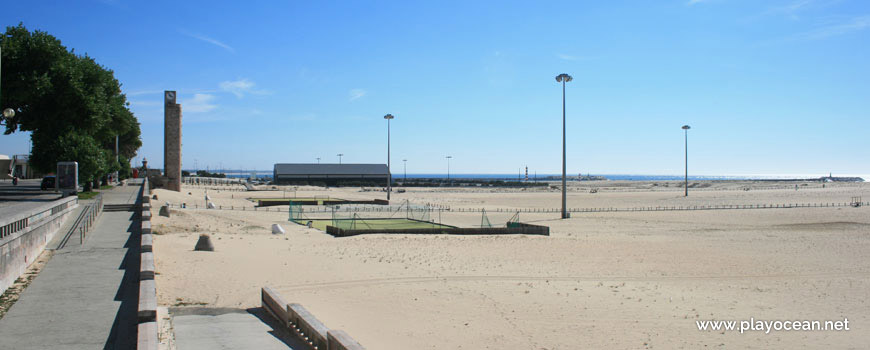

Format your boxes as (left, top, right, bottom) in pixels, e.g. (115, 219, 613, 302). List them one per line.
(273, 163, 390, 186)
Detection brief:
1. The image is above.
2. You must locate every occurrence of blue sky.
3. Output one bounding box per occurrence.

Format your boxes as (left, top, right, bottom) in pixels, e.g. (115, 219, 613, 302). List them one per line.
(1, 0, 868, 176)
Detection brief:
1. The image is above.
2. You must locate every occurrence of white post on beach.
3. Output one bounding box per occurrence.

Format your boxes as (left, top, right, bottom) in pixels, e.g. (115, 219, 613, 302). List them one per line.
(682, 125, 691, 197)
(446, 155, 453, 183)
(556, 73, 573, 219)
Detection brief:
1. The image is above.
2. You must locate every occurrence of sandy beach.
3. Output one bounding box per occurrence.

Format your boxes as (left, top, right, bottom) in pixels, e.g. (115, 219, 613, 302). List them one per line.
(151, 181, 870, 349)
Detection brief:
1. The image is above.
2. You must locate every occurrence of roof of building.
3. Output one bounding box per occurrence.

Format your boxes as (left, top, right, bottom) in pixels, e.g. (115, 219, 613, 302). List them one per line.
(274, 163, 389, 175)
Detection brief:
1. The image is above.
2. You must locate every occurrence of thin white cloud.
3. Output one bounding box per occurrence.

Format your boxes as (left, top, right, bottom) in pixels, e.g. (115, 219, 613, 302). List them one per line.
(220, 79, 254, 98)
(348, 89, 367, 101)
(765, 0, 841, 20)
(219, 78, 270, 98)
(184, 93, 218, 113)
(557, 54, 578, 61)
(180, 30, 234, 53)
(801, 15, 870, 39)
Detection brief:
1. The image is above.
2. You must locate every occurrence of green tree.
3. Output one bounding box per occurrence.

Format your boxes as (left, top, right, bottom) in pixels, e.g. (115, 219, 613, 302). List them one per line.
(1, 23, 141, 187)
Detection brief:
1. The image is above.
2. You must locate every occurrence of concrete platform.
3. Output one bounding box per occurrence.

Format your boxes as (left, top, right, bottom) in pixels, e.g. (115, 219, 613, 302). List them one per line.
(171, 307, 309, 350)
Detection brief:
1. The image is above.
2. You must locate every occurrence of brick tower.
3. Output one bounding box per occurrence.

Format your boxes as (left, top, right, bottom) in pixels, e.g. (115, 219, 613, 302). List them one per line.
(164, 90, 182, 192)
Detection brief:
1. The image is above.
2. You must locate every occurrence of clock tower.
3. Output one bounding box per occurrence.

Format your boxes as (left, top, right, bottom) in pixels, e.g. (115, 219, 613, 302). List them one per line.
(164, 90, 182, 191)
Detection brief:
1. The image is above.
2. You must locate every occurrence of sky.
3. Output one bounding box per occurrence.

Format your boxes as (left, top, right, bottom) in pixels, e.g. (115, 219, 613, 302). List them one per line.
(1, 0, 869, 176)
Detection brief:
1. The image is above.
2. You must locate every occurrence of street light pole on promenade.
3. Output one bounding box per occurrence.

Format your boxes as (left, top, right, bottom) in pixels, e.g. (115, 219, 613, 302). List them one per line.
(555, 73, 573, 219)
(446, 156, 453, 183)
(384, 114, 394, 200)
(682, 125, 691, 197)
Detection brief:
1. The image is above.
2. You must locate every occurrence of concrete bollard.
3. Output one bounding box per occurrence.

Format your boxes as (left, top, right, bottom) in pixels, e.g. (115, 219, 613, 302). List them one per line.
(159, 205, 171, 217)
(194, 234, 214, 251)
(272, 224, 285, 235)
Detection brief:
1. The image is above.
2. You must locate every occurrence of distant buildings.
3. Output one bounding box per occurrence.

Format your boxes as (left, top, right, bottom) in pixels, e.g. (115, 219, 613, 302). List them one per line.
(0, 154, 35, 179)
(273, 163, 389, 186)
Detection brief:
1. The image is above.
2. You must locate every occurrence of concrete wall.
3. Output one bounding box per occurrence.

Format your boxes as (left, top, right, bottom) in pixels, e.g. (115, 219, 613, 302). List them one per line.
(137, 178, 158, 350)
(164, 98, 182, 192)
(261, 286, 365, 350)
(0, 196, 78, 294)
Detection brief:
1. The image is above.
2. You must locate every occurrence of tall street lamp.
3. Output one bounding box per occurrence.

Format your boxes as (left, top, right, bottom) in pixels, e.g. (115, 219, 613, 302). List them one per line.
(445, 155, 453, 183)
(682, 125, 691, 197)
(337, 153, 344, 164)
(384, 114, 394, 200)
(403, 159, 407, 181)
(555, 73, 573, 219)
(316, 157, 320, 164)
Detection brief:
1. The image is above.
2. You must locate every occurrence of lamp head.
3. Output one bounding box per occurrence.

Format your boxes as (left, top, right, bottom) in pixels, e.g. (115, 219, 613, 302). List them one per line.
(555, 73, 573, 83)
(384, 114, 394, 120)
(2, 108, 14, 119)
(682, 125, 691, 130)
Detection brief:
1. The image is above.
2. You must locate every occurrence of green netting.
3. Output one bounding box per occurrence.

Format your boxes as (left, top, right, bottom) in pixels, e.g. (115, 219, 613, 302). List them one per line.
(506, 211, 520, 227)
(406, 204, 431, 222)
(331, 207, 357, 230)
(480, 209, 492, 228)
(289, 201, 305, 221)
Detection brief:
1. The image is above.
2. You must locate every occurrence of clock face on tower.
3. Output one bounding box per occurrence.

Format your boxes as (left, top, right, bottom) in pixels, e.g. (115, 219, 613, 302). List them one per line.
(165, 91, 176, 104)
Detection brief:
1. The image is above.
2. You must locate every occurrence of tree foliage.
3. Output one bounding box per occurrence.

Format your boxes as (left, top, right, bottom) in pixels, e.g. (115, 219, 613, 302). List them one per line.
(1, 23, 141, 182)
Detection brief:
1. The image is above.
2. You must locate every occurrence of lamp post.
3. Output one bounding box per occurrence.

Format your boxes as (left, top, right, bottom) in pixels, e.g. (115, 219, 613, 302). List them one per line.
(403, 159, 407, 181)
(446, 155, 452, 183)
(316, 157, 320, 164)
(384, 114, 394, 200)
(682, 125, 691, 197)
(555, 73, 573, 219)
(337, 153, 343, 164)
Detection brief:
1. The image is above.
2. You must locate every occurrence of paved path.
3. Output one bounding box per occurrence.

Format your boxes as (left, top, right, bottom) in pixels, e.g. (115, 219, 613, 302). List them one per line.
(171, 307, 309, 350)
(0, 185, 141, 350)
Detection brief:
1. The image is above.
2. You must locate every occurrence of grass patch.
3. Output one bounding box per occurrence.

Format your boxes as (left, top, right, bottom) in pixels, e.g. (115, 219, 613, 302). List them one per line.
(249, 197, 345, 202)
(296, 218, 452, 231)
(78, 191, 100, 200)
(100, 185, 113, 190)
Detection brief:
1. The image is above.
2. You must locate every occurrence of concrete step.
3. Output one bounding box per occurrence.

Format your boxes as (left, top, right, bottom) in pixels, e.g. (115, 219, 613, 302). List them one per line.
(103, 204, 136, 212)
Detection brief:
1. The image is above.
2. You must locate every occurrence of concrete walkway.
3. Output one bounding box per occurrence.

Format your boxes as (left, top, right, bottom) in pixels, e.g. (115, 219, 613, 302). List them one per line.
(0, 185, 141, 350)
(171, 307, 310, 350)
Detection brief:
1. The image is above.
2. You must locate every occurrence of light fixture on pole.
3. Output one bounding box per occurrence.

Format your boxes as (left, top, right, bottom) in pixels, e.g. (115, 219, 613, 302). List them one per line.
(682, 125, 691, 197)
(384, 114, 394, 200)
(403, 159, 407, 181)
(316, 157, 320, 164)
(555, 73, 573, 219)
(337, 153, 344, 164)
(445, 156, 453, 183)
(0, 108, 14, 126)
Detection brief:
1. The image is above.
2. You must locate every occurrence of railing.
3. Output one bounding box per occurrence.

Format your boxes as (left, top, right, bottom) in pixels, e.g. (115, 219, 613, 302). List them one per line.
(78, 193, 103, 245)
